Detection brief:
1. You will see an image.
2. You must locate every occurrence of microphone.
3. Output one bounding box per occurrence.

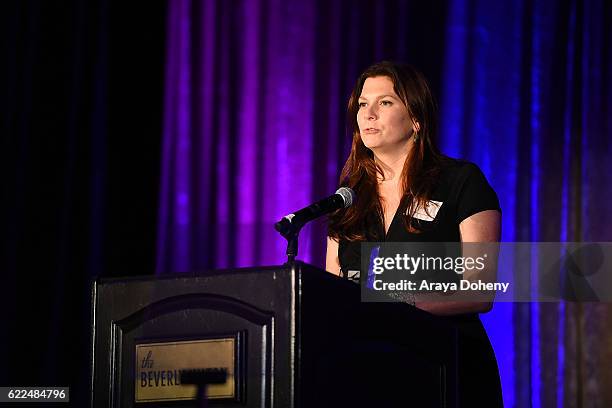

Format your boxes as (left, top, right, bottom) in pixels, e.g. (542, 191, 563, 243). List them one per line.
(274, 187, 355, 237)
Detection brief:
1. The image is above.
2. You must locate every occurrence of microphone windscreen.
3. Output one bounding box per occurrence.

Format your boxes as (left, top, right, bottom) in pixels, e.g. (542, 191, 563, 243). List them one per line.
(335, 187, 355, 208)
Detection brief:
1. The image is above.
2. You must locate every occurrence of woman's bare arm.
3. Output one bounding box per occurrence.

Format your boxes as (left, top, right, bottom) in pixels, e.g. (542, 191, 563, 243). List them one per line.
(325, 237, 342, 276)
(415, 209, 501, 315)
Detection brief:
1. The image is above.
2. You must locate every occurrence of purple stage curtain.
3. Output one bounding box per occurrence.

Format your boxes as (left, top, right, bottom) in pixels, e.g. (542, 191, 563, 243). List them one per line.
(156, 0, 612, 406)
(157, 0, 343, 271)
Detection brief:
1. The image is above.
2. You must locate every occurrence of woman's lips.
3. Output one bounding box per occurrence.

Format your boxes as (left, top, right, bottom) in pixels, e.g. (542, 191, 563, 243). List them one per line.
(362, 128, 380, 134)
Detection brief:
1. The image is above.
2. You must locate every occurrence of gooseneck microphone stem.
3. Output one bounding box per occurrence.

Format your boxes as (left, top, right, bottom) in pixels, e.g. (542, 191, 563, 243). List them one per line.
(278, 220, 300, 266)
(286, 235, 298, 264)
(274, 187, 355, 265)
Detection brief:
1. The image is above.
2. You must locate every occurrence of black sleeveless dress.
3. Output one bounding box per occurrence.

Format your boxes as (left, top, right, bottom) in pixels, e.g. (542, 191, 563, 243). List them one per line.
(337, 160, 504, 407)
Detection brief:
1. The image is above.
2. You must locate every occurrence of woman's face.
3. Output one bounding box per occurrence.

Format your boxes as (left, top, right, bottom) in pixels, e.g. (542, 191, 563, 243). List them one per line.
(357, 76, 415, 153)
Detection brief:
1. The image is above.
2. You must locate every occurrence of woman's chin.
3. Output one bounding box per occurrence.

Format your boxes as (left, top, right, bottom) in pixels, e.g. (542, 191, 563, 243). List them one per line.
(362, 137, 412, 154)
(361, 137, 382, 150)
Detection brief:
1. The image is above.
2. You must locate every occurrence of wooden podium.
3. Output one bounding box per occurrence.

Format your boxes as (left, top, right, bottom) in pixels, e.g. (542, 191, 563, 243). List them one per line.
(91, 262, 459, 407)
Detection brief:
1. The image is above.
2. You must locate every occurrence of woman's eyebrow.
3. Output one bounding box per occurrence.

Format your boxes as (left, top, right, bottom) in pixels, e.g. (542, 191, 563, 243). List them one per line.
(358, 94, 398, 100)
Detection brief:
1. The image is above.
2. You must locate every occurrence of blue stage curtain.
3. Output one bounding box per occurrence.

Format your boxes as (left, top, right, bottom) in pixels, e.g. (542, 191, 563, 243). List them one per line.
(158, 0, 612, 405)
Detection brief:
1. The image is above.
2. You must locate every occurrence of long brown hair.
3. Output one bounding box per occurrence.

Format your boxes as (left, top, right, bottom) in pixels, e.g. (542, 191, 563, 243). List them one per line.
(328, 61, 450, 241)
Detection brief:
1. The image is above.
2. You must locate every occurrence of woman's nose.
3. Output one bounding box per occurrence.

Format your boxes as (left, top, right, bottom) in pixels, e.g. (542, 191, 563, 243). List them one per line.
(364, 105, 377, 120)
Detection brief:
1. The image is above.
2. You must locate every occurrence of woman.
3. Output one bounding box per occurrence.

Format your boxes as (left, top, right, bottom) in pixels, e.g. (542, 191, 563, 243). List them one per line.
(326, 61, 503, 406)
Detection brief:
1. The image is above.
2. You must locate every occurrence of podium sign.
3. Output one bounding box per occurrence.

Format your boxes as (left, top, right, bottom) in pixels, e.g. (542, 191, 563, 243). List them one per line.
(135, 337, 236, 402)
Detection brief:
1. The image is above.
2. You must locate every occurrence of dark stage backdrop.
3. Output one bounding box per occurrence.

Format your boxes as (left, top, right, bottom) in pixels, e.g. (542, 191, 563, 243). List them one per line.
(156, 0, 612, 407)
(2, 0, 612, 407)
(1, 1, 166, 406)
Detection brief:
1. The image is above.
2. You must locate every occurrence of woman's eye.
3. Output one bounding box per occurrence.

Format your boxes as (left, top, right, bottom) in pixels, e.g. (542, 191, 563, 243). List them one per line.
(358, 102, 367, 108)
(380, 100, 393, 106)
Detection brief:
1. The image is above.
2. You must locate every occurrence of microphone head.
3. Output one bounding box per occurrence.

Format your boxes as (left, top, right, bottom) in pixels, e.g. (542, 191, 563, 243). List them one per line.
(335, 187, 355, 208)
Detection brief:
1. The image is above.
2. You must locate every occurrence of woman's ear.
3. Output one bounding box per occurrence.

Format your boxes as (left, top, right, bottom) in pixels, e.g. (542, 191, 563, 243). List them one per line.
(413, 120, 421, 133)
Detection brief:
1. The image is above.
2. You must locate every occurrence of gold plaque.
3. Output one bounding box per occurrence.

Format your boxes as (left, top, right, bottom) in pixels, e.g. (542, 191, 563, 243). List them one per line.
(135, 338, 235, 403)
